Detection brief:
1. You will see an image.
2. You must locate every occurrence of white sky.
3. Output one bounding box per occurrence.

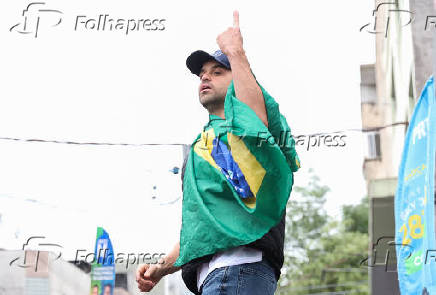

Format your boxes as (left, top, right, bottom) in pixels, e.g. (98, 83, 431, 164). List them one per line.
(0, 0, 375, 260)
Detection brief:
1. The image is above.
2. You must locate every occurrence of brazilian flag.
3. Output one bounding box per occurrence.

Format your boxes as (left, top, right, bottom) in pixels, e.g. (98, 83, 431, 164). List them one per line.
(174, 79, 300, 267)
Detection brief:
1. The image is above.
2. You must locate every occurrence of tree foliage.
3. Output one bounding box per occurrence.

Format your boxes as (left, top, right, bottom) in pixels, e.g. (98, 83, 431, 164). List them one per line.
(278, 169, 369, 295)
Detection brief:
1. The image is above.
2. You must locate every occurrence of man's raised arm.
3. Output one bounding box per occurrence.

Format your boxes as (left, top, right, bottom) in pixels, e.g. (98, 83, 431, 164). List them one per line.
(216, 10, 268, 128)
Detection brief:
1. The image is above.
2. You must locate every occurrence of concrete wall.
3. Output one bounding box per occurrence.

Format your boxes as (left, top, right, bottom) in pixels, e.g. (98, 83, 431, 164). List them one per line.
(368, 0, 415, 181)
(362, 0, 418, 293)
(410, 0, 434, 96)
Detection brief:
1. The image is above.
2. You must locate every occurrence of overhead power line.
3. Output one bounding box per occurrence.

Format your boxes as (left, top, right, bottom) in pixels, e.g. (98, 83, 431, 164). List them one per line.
(0, 137, 186, 147)
(0, 121, 409, 148)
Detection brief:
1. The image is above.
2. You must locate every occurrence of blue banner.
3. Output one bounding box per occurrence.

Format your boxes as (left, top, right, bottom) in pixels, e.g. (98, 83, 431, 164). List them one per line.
(395, 76, 436, 294)
(90, 227, 115, 295)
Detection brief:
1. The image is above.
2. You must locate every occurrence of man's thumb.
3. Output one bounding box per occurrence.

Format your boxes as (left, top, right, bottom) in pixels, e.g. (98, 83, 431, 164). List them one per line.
(143, 265, 154, 279)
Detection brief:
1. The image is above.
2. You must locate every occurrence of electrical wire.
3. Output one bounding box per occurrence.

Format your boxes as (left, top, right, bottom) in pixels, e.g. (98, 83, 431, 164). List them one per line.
(0, 137, 186, 147)
(0, 121, 408, 148)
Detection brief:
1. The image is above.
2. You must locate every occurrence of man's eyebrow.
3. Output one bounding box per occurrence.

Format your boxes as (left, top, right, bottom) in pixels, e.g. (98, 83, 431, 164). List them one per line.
(199, 64, 226, 75)
(211, 64, 226, 70)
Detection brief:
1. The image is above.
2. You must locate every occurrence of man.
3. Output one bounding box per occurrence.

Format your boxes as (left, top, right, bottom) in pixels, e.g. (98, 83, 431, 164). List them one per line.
(136, 11, 299, 294)
(103, 284, 112, 295)
(91, 285, 99, 295)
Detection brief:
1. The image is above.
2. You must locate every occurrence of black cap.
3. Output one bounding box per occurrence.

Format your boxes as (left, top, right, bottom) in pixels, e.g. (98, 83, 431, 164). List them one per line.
(186, 50, 231, 76)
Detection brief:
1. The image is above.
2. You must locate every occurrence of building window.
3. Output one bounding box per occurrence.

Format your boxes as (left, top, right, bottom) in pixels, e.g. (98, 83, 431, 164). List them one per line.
(361, 84, 377, 103)
(360, 64, 376, 103)
(365, 131, 381, 160)
(115, 273, 128, 290)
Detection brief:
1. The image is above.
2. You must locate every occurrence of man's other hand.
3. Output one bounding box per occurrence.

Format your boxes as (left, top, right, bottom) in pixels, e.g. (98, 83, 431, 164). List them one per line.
(136, 263, 163, 292)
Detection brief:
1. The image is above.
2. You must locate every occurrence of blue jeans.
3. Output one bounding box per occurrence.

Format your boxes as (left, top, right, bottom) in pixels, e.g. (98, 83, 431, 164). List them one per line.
(199, 257, 278, 295)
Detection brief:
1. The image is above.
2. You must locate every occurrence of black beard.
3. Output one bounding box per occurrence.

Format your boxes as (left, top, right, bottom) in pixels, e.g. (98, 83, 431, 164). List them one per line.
(200, 94, 225, 114)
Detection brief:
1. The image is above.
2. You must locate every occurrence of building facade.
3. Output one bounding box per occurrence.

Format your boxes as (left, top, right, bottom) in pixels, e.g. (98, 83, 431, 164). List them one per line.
(361, 0, 435, 293)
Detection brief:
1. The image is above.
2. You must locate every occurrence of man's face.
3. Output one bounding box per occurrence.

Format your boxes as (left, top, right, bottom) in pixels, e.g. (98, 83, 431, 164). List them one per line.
(103, 285, 111, 295)
(198, 60, 232, 110)
(92, 286, 98, 295)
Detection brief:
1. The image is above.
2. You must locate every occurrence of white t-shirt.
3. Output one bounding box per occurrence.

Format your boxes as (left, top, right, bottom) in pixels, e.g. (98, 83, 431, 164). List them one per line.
(196, 246, 263, 291)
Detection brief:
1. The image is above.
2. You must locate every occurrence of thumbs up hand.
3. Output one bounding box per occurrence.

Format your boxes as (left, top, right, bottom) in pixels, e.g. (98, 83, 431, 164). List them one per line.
(217, 10, 244, 57)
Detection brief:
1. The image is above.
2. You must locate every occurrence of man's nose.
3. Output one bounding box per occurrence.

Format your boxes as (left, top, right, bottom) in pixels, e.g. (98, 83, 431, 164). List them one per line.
(201, 72, 211, 82)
